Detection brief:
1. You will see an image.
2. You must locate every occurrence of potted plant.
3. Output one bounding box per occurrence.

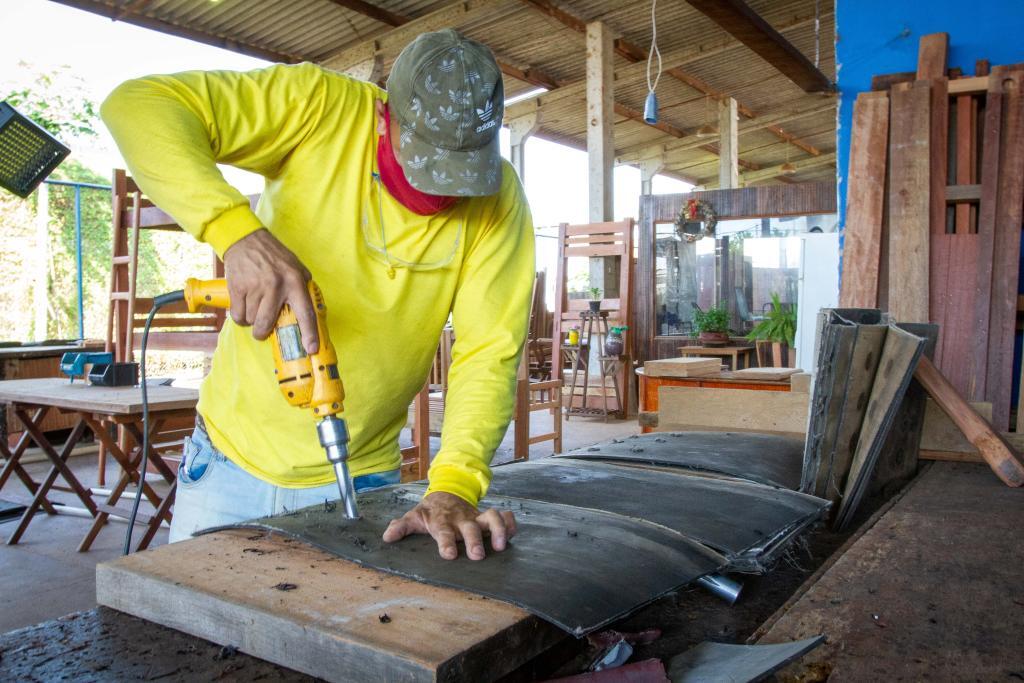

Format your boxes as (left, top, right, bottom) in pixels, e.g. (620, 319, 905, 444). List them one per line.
(746, 293, 797, 367)
(692, 303, 731, 345)
(588, 286, 602, 312)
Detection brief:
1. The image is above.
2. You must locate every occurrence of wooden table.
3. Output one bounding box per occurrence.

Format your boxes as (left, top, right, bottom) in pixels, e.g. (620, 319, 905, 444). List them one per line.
(0, 378, 198, 550)
(637, 368, 792, 434)
(678, 344, 758, 370)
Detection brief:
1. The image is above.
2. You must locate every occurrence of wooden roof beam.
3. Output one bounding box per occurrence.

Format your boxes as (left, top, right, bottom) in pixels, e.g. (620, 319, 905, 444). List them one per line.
(698, 151, 836, 188)
(685, 0, 834, 93)
(50, 0, 303, 63)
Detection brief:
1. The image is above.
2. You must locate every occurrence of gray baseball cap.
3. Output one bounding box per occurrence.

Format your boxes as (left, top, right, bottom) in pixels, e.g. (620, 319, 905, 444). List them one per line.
(386, 29, 504, 196)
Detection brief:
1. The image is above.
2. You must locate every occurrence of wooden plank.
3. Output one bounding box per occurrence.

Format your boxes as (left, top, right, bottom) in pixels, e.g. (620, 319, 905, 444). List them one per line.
(954, 97, 975, 232)
(97, 530, 562, 683)
(643, 357, 722, 378)
(887, 82, 931, 323)
(657, 386, 809, 436)
(0, 378, 197, 414)
(968, 74, 1004, 400)
(840, 92, 889, 308)
(985, 66, 1024, 430)
(915, 356, 1024, 487)
(915, 33, 948, 80)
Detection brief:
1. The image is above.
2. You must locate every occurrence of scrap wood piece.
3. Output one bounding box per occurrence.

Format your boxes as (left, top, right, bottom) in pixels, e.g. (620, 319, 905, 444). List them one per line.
(557, 432, 805, 491)
(97, 530, 564, 683)
(643, 357, 721, 378)
(915, 356, 1024, 487)
(211, 485, 726, 637)
(667, 636, 824, 683)
(834, 325, 927, 530)
(839, 91, 889, 308)
(730, 367, 800, 381)
(488, 458, 829, 573)
(985, 66, 1024, 430)
(887, 81, 931, 324)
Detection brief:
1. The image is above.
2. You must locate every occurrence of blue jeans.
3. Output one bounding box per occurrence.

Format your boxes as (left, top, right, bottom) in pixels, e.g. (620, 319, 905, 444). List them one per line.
(169, 423, 399, 543)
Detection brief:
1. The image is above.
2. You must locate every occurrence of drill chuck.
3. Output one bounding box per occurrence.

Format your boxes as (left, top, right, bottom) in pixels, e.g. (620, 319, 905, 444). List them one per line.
(317, 416, 358, 518)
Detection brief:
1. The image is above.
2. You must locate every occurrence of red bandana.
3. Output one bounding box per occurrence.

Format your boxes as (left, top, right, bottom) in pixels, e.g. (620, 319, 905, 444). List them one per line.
(376, 106, 458, 216)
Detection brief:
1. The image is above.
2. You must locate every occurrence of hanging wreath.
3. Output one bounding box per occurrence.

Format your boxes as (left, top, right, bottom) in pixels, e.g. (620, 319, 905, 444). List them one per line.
(674, 198, 717, 243)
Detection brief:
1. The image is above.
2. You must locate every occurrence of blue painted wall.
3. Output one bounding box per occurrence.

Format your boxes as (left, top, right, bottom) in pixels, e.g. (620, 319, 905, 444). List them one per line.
(835, 0, 1024, 229)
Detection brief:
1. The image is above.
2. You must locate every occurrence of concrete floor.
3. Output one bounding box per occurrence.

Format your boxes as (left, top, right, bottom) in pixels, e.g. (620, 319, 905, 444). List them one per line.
(0, 411, 637, 633)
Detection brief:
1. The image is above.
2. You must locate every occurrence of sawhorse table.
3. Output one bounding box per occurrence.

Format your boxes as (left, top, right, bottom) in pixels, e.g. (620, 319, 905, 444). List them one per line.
(0, 378, 198, 551)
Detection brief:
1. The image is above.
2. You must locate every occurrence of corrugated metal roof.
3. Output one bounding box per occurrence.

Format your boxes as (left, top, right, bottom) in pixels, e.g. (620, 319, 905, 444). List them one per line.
(52, 0, 837, 186)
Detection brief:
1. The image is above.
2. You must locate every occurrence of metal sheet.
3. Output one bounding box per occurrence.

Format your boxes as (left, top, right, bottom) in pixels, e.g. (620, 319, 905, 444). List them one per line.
(488, 459, 829, 572)
(210, 485, 726, 636)
(668, 636, 825, 683)
(556, 432, 805, 490)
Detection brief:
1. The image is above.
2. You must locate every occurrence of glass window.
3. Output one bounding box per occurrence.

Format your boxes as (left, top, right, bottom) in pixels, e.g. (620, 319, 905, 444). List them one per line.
(654, 214, 836, 336)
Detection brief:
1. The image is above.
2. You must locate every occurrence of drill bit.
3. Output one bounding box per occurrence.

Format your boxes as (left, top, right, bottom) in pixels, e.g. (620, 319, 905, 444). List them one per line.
(317, 415, 359, 518)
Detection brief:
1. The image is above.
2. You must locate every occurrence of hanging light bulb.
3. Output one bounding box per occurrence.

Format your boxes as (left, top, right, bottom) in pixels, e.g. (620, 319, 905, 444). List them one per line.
(696, 95, 717, 138)
(644, 0, 662, 124)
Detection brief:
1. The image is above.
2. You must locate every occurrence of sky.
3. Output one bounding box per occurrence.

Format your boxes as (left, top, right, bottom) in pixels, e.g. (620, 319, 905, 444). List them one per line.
(1, 0, 690, 285)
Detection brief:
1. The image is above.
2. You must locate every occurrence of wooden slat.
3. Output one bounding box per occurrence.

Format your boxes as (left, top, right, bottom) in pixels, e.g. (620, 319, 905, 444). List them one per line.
(986, 67, 1024, 430)
(839, 91, 889, 308)
(948, 75, 989, 95)
(915, 33, 948, 80)
(564, 244, 623, 257)
(954, 96, 975, 232)
(968, 73, 1005, 401)
(945, 184, 981, 203)
(887, 82, 931, 323)
(563, 222, 629, 236)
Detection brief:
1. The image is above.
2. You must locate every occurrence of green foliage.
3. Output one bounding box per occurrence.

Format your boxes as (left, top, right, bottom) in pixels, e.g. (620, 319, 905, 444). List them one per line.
(2, 63, 99, 141)
(588, 286, 602, 300)
(692, 303, 730, 334)
(747, 292, 797, 345)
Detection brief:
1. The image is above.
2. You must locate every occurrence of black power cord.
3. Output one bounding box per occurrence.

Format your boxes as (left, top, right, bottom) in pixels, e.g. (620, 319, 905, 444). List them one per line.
(123, 289, 185, 556)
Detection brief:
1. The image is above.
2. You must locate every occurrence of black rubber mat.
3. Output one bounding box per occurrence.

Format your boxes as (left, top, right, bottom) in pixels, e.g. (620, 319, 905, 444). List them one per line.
(488, 459, 829, 573)
(210, 484, 726, 636)
(556, 432, 805, 490)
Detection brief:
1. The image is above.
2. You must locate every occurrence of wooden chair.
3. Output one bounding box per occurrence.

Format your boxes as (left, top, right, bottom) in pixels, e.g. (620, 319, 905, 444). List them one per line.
(552, 220, 636, 418)
(512, 274, 562, 460)
(98, 169, 232, 490)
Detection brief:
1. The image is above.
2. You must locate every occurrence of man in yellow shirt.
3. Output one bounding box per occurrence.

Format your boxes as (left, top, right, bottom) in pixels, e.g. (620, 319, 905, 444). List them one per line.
(102, 29, 534, 561)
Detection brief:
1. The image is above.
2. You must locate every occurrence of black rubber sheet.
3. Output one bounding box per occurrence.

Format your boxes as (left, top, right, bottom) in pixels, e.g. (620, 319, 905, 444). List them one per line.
(488, 459, 829, 573)
(556, 432, 805, 490)
(210, 484, 726, 636)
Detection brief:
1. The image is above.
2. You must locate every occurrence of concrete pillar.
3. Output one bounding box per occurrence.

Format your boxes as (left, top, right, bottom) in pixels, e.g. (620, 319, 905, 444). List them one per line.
(507, 111, 540, 181)
(586, 20, 614, 222)
(639, 155, 665, 196)
(718, 97, 739, 189)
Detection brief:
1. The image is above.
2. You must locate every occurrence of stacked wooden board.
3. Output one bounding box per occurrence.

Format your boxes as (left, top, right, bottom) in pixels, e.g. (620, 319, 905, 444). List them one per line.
(840, 33, 1024, 431)
(643, 356, 721, 378)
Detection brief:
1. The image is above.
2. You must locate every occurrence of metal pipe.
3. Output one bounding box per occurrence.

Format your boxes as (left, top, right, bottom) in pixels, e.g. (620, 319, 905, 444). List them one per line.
(74, 184, 84, 340)
(697, 573, 743, 604)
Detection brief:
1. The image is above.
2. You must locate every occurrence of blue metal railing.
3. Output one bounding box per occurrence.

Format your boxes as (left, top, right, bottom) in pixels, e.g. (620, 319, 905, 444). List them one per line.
(43, 179, 111, 340)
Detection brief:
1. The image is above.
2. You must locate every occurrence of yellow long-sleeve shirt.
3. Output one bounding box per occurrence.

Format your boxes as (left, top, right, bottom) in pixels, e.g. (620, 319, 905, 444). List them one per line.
(100, 63, 535, 506)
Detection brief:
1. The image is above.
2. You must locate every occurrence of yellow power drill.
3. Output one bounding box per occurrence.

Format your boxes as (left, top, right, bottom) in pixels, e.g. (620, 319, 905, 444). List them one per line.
(182, 278, 359, 518)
